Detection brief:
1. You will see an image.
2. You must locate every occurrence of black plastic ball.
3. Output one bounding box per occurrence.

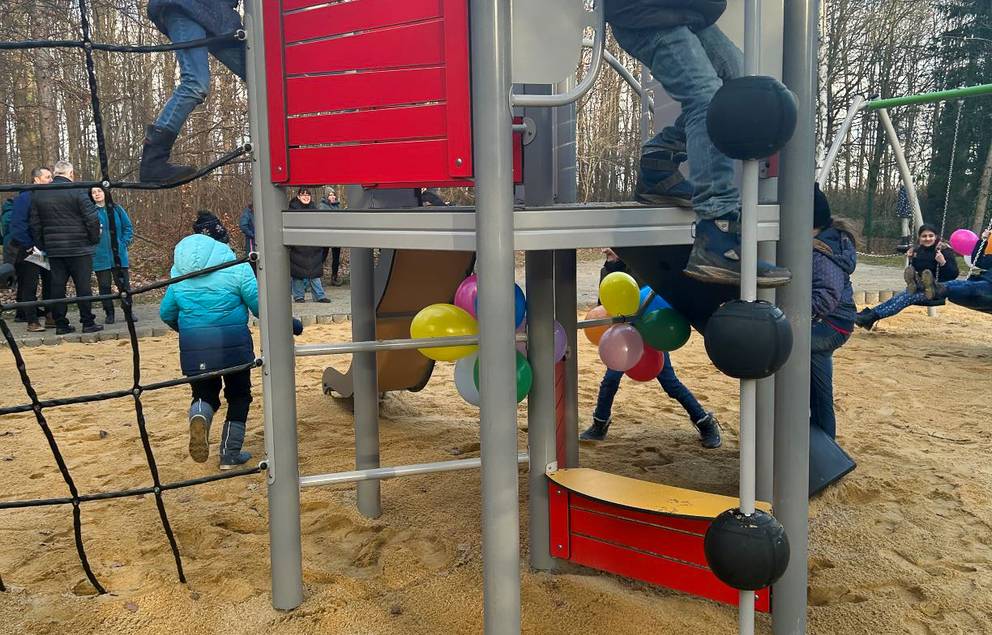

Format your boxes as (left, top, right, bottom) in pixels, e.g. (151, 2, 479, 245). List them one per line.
(704, 508, 790, 591)
(707, 76, 798, 160)
(704, 300, 792, 379)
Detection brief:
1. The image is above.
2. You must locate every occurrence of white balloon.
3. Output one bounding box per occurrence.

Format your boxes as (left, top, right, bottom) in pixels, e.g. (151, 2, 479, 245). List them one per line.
(454, 352, 480, 407)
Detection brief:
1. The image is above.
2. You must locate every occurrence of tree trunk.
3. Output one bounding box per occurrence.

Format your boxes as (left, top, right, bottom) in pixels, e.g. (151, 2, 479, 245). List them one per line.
(973, 138, 992, 233)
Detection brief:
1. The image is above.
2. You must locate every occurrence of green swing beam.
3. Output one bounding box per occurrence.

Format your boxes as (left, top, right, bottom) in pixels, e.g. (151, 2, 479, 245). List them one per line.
(865, 82, 992, 110)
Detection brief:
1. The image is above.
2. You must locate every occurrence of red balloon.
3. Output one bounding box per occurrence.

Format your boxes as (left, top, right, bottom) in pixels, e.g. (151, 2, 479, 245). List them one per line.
(625, 346, 665, 382)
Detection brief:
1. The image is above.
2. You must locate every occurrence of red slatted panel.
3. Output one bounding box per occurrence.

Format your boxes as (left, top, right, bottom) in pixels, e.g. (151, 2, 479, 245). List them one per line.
(569, 535, 771, 612)
(284, 21, 445, 76)
(282, 0, 333, 12)
(283, 0, 443, 44)
(549, 483, 571, 559)
(442, 0, 472, 177)
(287, 141, 451, 185)
(570, 508, 708, 568)
(265, 1, 289, 182)
(570, 492, 713, 534)
(554, 361, 567, 465)
(288, 105, 447, 146)
(285, 67, 445, 116)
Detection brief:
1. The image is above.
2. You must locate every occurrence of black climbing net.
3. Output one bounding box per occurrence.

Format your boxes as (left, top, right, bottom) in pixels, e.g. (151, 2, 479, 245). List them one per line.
(0, 1, 262, 594)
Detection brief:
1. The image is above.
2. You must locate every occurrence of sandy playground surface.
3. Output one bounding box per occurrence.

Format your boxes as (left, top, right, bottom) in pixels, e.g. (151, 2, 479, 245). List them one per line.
(0, 304, 990, 634)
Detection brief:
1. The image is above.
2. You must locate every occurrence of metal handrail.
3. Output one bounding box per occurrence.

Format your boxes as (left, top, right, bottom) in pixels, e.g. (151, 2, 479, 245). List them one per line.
(582, 37, 655, 112)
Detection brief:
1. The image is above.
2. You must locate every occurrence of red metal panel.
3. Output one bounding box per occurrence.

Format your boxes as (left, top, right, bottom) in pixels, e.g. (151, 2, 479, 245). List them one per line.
(284, 21, 445, 76)
(570, 507, 708, 568)
(569, 535, 771, 612)
(287, 141, 451, 186)
(281, 0, 334, 11)
(569, 492, 713, 535)
(549, 482, 571, 559)
(442, 0, 472, 177)
(288, 105, 447, 147)
(264, 0, 289, 183)
(283, 0, 443, 44)
(285, 67, 445, 116)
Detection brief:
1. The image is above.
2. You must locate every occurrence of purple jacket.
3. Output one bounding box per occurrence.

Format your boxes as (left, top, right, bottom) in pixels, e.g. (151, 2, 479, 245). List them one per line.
(812, 225, 857, 333)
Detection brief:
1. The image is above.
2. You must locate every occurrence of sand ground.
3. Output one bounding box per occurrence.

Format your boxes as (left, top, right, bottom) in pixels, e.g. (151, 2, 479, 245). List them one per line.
(0, 304, 990, 634)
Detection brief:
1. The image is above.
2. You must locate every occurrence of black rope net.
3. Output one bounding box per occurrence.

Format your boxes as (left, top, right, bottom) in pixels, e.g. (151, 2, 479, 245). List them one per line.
(0, 2, 263, 594)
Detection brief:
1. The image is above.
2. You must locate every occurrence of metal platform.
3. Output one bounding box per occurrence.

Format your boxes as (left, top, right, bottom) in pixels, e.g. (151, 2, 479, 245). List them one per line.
(281, 202, 781, 250)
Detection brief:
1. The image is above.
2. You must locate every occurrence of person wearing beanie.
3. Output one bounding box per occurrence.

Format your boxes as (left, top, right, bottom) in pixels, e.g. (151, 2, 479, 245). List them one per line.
(193, 210, 230, 244)
(855, 224, 958, 331)
(810, 184, 857, 439)
(288, 188, 331, 303)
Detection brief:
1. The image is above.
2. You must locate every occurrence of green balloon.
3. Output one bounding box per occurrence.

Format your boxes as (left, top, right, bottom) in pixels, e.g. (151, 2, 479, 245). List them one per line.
(474, 351, 534, 403)
(635, 308, 690, 351)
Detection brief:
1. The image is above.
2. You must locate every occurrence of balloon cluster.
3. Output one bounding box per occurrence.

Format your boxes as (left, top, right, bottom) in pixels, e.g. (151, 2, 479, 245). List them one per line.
(585, 273, 691, 381)
(412, 274, 568, 407)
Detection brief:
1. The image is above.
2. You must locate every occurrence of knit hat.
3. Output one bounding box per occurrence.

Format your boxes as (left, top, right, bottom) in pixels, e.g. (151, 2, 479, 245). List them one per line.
(193, 210, 230, 244)
(813, 183, 831, 229)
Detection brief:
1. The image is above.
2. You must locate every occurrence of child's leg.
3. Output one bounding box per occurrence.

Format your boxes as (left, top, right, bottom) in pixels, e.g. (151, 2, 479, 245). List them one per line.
(152, 12, 211, 135)
(593, 369, 625, 422)
(945, 279, 992, 308)
(219, 369, 253, 468)
(291, 278, 306, 301)
(809, 322, 848, 439)
(655, 352, 707, 423)
(871, 290, 925, 319)
(189, 376, 222, 462)
(310, 276, 328, 301)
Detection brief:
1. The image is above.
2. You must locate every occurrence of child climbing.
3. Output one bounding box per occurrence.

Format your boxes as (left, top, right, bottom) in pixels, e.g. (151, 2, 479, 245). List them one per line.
(160, 232, 301, 469)
(855, 224, 958, 330)
(581, 249, 721, 448)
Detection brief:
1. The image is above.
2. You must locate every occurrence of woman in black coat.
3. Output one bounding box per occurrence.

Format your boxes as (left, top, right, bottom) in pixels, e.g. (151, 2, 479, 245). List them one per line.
(288, 188, 330, 303)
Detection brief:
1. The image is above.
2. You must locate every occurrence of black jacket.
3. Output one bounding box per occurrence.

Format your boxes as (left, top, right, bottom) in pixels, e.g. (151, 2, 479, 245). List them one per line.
(29, 176, 100, 258)
(910, 244, 958, 282)
(971, 237, 992, 283)
(288, 198, 327, 279)
(604, 0, 726, 31)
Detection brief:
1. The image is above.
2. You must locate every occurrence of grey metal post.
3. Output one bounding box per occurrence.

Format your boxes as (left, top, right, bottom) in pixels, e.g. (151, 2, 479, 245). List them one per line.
(243, 1, 304, 611)
(470, 0, 521, 631)
(555, 76, 578, 205)
(878, 108, 925, 230)
(774, 0, 817, 632)
(639, 64, 652, 144)
(351, 247, 381, 518)
(816, 95, 865, 185)
(756, 243, 776, 502)
(555, 250, 579, 469)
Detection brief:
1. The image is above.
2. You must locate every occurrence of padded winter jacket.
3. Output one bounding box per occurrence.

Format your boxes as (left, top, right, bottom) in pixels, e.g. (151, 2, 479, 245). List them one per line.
(970, 236, 992, 283)
(148, 0, 242, 37)
(29, 176, 100, 258)
(604, 0, 726, 31)
(92, 204, 134, 272)
(909, 243, 958, 282)
(288, 198, 327, 279)
(160, 234, 258, 376)
(812, 224, 857, 333)
(238, 205, 255, 252)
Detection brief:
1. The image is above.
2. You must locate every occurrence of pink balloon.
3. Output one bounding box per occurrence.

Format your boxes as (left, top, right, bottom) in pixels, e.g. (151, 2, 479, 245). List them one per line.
(454, 274, 479, 317)
(948, 229, 979, 257)
(598, 324, 644, 372)
(553, 321, 567, 362)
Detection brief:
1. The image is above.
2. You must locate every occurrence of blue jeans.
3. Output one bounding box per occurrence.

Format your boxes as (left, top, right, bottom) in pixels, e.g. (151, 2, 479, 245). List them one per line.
(873, 279, 992, 318)
(593, 352, 707, 424)
(612, 24, 742, 220)
(810, 321, 850, 439)
(292, 277, 326, 301)
(153, 10, 247, 134)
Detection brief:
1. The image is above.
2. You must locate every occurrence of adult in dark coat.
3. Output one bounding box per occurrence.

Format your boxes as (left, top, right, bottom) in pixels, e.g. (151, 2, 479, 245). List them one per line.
(141, 0, 245, 183)
(288, 189, 329, 303)
(28, 161, 102, 334)
(6, 167, 53, 329)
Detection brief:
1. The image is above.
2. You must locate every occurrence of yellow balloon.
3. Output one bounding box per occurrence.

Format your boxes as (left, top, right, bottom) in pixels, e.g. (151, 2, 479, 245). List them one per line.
(411, 303, 479, 361)
(599, 272, 640, 317)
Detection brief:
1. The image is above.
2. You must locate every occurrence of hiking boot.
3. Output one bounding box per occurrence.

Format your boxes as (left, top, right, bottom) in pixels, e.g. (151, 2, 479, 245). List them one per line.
(219, 420, 251, 470)
(904, 266, 921, 295)
(56, 325, 76, 335)
(139, 125, 197, 184)
(317, 297, 331, 303)
(930, 279, 949, 302)
(27, 322, 45, 332)
(82, 324, 104, 334)
(684, 214, 793, 288)
(919, 269, 938, 300)
(635, 149, 693, 208)
(693, 412, 722, 449)
(188, 399, 214, 463)
(104, 313, 115, 325)
(579, 417, 611, 441)
(855, 308, 878, 331)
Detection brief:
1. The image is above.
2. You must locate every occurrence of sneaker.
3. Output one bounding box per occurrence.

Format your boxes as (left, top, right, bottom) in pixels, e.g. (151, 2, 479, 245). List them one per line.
(854, 308, 878, 331)
(919, 269, 937, 300)
(316, 297, 331, 303)
(44, 316, 57, 329)
(331, 275, 343, 287)
(26, 322, 45, 332)
(293, 298, 305, 303)
(81, 324, 104, 334)
(684, 215, 793, 288)
(903, 266, 920, 294)
(104, 314, 115, 325)
(634, 149, 693, 208)
(188, 400, 214, 463)
(693, 412, 722, 449)
(579, 417, 611, 441)
(55, 325, 76, 335)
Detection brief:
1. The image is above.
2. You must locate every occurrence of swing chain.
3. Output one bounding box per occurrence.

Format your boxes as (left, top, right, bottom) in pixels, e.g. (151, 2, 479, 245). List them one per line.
(935, 99, 965, 281)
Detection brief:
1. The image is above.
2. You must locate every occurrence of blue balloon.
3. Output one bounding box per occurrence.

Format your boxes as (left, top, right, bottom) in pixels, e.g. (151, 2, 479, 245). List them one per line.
(639, 286, 670, 314)
(474, 283, 528, 329)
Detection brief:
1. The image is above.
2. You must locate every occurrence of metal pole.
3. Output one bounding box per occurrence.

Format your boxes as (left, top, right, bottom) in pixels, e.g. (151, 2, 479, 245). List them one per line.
(774, 0, 817, 632)
(817, 95, 865, 185)
(300, 453, 530, 488)
(865, 82, 992, 110)
(878, 108, 925, 230)
(470, 0, 520, 631)
(351, 247, 381, 518)
(243, 1, 304, 611)
(555, 78, 578, 205)
(756, 243, 776, 502)
(738, 1, 761, 630)
(639, 64, 652, 144)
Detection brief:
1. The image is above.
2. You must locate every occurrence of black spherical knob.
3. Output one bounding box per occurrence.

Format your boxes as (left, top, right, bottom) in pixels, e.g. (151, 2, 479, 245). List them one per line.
(704, 300, 793, 379)
(704, 508, 790, 591)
